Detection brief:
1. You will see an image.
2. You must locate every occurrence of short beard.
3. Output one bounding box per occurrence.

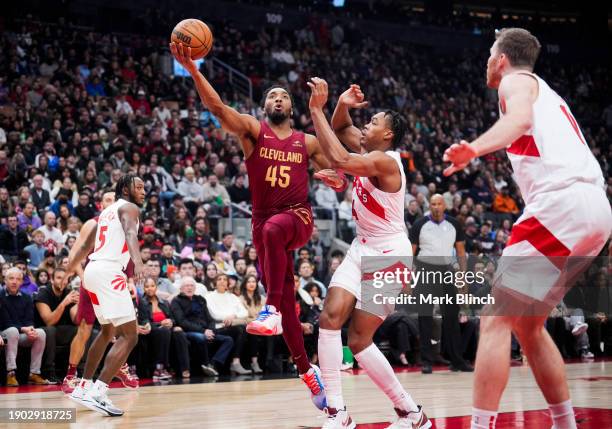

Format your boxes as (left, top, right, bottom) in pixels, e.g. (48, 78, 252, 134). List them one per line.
(268, 110, 289, 125)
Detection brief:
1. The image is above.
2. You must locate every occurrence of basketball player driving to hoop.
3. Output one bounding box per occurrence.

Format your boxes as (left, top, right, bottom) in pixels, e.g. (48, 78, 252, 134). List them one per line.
(308, 78, 431, 429)
(170, 42, 343, 409)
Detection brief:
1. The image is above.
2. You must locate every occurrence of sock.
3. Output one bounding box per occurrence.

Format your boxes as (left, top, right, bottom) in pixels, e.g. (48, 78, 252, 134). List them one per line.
(318, 328, 344, 410)
(549, 400, 577, 429)
(354, 343, 419, 414)
(67, 364, 77, 377)
(90, 379, 109, 397)
(471, 408, 497, 429)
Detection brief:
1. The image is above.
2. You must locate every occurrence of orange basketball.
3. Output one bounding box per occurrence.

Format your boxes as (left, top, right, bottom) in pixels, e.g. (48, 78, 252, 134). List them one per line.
(171, 19, 213, 60)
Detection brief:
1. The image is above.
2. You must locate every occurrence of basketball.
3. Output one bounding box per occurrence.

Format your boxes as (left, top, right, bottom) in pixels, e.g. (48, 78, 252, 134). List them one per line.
(171, 19, 213, 59)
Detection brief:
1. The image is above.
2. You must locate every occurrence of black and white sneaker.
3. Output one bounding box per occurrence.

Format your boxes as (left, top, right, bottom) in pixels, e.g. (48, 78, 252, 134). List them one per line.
(83, 390, 124, 417)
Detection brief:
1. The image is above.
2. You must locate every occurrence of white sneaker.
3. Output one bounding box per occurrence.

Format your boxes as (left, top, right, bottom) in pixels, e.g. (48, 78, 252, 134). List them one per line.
(84, 389, 124, 417)
(246, 305, 283, 335)
(572, 322, 588, 336)
(322, 407, 356, 429)
(386, 406, 432, 429)
(300, 364, 326, 410)
(581, 349, 594, 360)
(69, 380, 92, 407)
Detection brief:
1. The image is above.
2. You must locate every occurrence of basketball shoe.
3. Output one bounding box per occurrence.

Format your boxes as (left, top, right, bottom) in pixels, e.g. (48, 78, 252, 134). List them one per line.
(386, 406, 432, 428)
(114, 363, 139, 388)
(322, 407, 356, 429)
(61, 373, 79, 395)
(246, 305, 283, 335)
(300, 364, 327, 410)
(82, 383, 124, 417)
(69, 379, 92, 407)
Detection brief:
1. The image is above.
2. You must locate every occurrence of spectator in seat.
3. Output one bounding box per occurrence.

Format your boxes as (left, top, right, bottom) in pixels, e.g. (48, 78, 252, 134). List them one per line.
(188, 216, 213, 252)
(34, 267, 78, 383)
(203, 262, 218, 292)
(228, 173, 251, 206)
(468, 176, 493, 208)
(314, 182, 338, 219)
(30, 175, 50, 213)
(138, 278, 190, 379)
(34, 270, 51, 289)
(172, 259, 208, 298)
(206, 274, 251, 375)
(36, 211, 64, 255)
(159, 243, 180, 278)
(171, 276, 234, 376)
(239, 274, 266, 374)
(298, 260, 327, 297)
(74, 192, 97, 223)
(17, 202, 42, 234)
(178, 167, 204, 216)
(308, 225, 328, 279)
(0, 214, 29, 261)
(14, 260, 38, 296)
(0, 267, 50, 386)
(146, 259, 176, 301)
(492, 186, 520, 218)
(201, 174, 230, 215)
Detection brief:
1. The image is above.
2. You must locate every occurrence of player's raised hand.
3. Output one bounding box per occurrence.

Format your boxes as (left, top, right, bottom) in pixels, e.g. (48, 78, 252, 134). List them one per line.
(169, 42, 197, 74)
(307, 77, 329, 110)
(443, 140, 478, 176)
(314, 169, 345, 190)
(338, 84, 369, 109)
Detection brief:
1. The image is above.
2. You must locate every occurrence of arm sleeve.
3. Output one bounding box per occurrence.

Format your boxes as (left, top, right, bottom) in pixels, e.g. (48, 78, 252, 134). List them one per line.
(409, 216, 425, 246)
(447, 216, 466, 242)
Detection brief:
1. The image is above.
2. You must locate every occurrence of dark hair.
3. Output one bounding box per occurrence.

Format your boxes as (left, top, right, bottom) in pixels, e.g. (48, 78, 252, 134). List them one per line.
(53, 267, 66, 278)
(240, 274, 261, 307)
(384, 110, 407, 149)
(114, 173, 138, 201)
(304, 282, 322, 297)
(260, 84, 294, 108)
(494, 28, 541, 70)
(222, 231, 233, 238)
(178, 258, 194, 269)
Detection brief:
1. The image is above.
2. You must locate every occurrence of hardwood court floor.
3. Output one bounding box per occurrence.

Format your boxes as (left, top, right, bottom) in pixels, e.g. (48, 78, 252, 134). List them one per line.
(1, 360, 611, 428)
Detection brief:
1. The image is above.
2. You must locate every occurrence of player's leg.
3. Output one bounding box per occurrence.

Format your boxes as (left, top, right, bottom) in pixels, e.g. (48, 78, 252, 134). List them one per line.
(470, 314, 513, 428)
(318, 261, 357, 412)
(69, 321, 94, 369)
(82, 322, 115, 380)
(96, 319, 138, 384)
(513, 316, 576, 429)
(86, 318, 138, 417)
(247, 212, 308, 335)
(349, 309, 429, 428)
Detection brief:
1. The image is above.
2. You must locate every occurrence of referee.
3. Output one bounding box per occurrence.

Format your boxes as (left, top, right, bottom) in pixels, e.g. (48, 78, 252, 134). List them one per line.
(409, 194, 473, 374)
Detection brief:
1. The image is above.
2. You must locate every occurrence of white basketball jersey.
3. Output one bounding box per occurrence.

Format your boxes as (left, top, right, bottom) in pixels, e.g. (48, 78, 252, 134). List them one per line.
(351, 151, 407, 237)
(89, 199, 137, 269)
(500, 72, 604, 205)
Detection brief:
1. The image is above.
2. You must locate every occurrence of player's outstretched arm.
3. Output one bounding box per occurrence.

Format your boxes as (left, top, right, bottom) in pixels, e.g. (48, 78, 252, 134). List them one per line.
(308, 78, 397, 178)
(170, 42, 260, 156)
(64, 219, 97, 281)
(443, 74, 537, 175)
(119, 203, 145, 281)
(331, 84, 368, 154)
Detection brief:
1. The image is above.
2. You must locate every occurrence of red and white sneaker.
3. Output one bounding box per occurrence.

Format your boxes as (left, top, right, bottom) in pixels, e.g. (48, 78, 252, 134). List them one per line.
(385, 406, 432, 428)
(300, 364, 327, 410)
(246, 305, 283, 336)
(114, 363, 139, 389)
(61, 373, 80, 395)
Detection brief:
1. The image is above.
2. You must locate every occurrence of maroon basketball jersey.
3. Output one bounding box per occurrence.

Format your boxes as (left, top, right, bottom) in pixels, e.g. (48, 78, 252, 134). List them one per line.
(246, 121, 310, 217)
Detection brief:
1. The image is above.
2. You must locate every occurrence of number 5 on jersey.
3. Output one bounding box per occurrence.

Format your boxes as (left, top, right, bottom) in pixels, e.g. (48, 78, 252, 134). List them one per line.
(265, 165, 291, 188)
(94, 225, 108, 252)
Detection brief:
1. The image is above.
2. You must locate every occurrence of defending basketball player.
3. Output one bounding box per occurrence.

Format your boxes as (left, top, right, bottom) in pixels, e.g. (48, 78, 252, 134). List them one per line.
(64, 174, 146, 416)
(61, 191, 139, 395)
(170, 42, 338, 408)
(308, 78, 431, 429)
(442, 28, 612, 429)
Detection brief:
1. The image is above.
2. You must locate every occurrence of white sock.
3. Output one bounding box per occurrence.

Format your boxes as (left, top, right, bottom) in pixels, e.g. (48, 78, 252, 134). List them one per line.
(549, 399, 577, 429)
(318, 328, 344, 410)
(90, 379, 109, 397)
(354, 343, 419, 415)
(471, 408, 497, 429)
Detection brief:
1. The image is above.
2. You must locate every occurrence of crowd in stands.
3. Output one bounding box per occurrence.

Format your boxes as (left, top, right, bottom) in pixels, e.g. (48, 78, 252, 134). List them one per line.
(0, 9, 610, 384)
